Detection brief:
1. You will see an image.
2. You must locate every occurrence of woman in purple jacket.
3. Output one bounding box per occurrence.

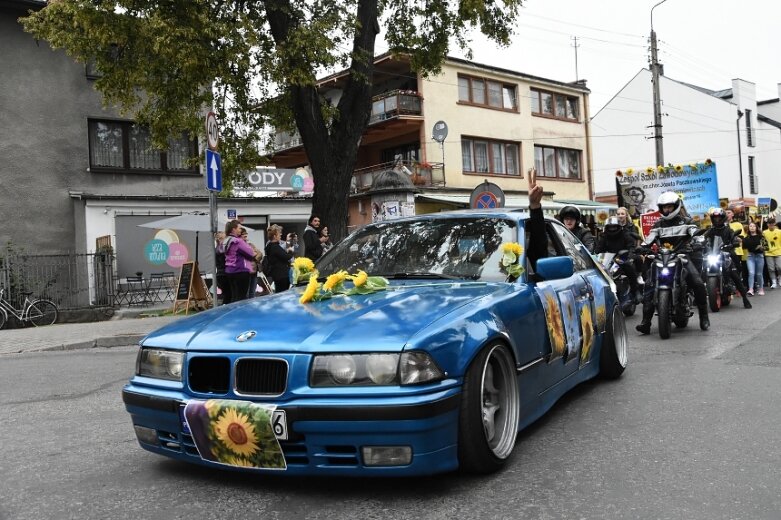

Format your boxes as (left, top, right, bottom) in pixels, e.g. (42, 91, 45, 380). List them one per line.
(222, 220, 256, 303)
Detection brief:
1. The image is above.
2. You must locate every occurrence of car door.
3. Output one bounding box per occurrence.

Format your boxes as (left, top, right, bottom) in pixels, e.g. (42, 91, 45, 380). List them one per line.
(534, 221, 594, 387)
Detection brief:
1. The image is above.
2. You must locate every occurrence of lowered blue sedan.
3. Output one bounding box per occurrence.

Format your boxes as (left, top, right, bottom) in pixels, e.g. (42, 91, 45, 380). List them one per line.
(122, 209, 627, 476)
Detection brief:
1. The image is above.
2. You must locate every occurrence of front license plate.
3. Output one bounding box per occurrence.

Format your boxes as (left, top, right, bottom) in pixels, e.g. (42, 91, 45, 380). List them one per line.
(180, 403, 288, 440)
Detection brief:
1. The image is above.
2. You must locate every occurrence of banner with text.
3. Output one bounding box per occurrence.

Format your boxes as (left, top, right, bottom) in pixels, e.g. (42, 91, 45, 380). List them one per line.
(616, 162, 719, 219)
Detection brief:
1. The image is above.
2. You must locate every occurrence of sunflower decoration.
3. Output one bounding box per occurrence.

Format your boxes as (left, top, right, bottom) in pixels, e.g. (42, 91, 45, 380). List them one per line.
(657, 165, 666, 173)
(214, 407, 259, 457)
(625, 167, 634, 176)
(689, 163, 699, 171)
(674, 164, 683, 172)
(705, 158, 713, 165)
(615, 170, 623, 177)
(292, 257, 316, 284)
(499, 242, 525, 279)
(544, 293, 566, 358)
(646, 166, 654, 174)
(299, 268, 389, 304)
(597, 210, 609, 225)
(580, 304, 594, 364)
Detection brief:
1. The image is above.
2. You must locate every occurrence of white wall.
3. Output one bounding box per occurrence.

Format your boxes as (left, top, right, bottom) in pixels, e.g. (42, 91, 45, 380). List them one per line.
(593, 69, 743, 201)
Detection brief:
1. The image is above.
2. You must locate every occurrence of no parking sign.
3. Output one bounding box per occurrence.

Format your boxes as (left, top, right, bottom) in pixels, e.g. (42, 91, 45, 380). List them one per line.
(470, 181, 505, 209)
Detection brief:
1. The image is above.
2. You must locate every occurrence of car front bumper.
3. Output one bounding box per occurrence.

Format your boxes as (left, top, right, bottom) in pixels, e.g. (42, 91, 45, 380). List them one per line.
(122, 385, 462, 477)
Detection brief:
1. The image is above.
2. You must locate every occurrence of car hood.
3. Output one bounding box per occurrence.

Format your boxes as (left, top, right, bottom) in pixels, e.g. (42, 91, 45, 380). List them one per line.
(141, 282, 511, 353)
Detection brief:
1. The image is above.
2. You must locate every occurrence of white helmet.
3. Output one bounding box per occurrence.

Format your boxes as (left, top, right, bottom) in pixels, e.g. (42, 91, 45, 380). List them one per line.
(657, 191, 681, 221)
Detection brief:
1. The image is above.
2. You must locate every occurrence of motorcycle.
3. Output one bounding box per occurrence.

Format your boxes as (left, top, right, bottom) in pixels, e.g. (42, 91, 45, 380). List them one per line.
(598, 250, 638, 316)
(645, 241, 697, 340)
(702, 235, 735, 312)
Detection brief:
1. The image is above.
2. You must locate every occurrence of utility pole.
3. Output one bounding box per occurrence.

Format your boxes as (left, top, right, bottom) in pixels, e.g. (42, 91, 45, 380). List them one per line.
(650, 0, 668, 167)
(571, 36, 580, 81)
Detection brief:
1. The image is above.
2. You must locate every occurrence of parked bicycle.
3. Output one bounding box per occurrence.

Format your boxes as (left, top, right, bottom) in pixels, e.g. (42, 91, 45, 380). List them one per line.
(0, 287, 59, 329)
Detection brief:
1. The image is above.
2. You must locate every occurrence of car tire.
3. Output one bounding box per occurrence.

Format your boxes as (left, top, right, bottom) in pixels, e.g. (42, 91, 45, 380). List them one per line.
(600, 305, 628, 379)
(458, 343, 520, 474)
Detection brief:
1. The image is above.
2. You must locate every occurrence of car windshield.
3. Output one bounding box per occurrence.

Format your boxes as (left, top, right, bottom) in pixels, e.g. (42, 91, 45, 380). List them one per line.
(316, 217, 519, 282)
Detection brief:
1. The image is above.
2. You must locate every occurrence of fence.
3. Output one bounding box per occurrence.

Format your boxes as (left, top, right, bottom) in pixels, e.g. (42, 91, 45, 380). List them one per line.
(0, 246, 116, 310)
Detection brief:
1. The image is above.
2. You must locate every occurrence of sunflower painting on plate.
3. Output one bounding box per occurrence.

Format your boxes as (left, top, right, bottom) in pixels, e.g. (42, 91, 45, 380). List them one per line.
(184, 400, 286, 470)
(535, 284, 567, 363)
(585, 274, 609, 333)
(558, 289, 581, 361)
(578, 300, 595, 365)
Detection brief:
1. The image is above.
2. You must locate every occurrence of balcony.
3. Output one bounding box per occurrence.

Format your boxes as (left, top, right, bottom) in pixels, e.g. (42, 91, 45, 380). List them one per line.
(368, 90, 422, 125)
(351, 160, 445, 193)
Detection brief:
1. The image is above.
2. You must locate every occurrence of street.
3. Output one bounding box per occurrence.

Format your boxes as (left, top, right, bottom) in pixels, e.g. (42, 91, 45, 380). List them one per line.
(2, 294, 781, 520)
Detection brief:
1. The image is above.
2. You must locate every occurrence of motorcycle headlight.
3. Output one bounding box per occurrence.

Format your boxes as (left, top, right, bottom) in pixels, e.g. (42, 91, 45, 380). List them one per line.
(136, 348, 184, 381)
(310, 352, 444, 386)
(609, 264, 620, 275)
(707, 254, 720, 266)
(660, 267, 671, 276)
(655, 261, 664, 268)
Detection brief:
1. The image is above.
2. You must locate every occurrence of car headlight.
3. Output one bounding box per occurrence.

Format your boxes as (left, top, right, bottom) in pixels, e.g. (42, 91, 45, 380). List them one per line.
(136, 348, 184, 381)
(310, 352, 444, 387)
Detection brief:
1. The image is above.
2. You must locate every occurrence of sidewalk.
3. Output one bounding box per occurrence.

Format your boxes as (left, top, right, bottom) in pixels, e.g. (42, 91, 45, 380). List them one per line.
(0, 311, 180, 356)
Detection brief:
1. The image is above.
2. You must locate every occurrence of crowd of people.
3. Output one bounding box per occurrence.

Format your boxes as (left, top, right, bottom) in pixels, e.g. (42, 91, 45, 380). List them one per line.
(556, 189, 780, 335)
(214, 214, 332, 303)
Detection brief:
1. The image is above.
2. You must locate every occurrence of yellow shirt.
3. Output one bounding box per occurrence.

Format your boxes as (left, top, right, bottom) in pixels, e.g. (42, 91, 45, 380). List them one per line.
(729, 222, 744, 256)
(763, 228, 781, 257)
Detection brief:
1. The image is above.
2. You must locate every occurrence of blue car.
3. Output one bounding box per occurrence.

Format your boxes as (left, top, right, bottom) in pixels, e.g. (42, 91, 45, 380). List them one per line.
(122, 209, 627, 476)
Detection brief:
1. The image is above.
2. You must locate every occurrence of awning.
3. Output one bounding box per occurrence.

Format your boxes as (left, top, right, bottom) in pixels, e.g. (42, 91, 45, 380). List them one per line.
(415, 193, 616, 215)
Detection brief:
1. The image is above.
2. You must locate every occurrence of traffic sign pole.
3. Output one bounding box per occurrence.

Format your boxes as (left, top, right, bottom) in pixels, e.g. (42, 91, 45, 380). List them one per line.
(206, 112, 220, 306)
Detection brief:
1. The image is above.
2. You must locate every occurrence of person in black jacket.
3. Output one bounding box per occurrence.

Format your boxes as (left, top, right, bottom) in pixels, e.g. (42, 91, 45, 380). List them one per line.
(704, 208, 752, 309)
(596, 216, 642, 302)
(558, 205, 595, 253)
(303, 215, 327, 261)
(265, 225, 294, 292)
(635, 191, 710, 334)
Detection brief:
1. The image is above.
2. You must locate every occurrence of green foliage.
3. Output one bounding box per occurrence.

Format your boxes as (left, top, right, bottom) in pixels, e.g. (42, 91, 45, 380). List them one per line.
(22, 0, 524, 234)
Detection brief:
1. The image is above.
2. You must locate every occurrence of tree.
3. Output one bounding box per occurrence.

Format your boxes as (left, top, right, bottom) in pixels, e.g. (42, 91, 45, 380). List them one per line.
(23, 0, 524, 240)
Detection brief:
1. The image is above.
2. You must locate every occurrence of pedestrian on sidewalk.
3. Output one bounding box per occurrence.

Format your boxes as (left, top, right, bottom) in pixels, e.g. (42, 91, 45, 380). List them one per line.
(763, 217, 781, 289)
(223, 220, 256, 303)
(743, 221, 765, 295)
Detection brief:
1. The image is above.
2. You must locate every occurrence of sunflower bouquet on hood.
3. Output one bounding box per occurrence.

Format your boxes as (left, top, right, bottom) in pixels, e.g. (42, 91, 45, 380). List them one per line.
(299, 269, 390, 304)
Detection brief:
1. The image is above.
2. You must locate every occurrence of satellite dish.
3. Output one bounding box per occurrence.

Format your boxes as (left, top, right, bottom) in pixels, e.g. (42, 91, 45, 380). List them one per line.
(432, 120, 448, 143)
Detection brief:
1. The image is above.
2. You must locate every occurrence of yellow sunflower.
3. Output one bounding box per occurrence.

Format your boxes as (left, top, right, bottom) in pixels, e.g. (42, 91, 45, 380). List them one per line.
(580, 305, 594, 363)
(502, 242, 523, 256)
(323, 270, 348, 291)
(300, 272, 320, 303)
(625, 168, 634, 176)
(352, 270, 368, 287)
(646, 166, 654, 174)
(214, 408, 259, 457)
(224, 456, 255, 468)
(294, 257, 315, 272)
(674, 164, 683, 172)
(657, 165, 665, 173)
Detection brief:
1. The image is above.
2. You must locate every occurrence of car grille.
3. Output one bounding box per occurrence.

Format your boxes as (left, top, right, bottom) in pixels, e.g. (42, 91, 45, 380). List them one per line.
(188, 356, 230, 394)
(235, 358, 288, 395)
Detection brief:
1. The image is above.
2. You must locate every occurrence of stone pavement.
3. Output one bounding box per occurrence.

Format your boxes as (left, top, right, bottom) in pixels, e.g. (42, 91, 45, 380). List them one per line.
(0, 313, 180, 356)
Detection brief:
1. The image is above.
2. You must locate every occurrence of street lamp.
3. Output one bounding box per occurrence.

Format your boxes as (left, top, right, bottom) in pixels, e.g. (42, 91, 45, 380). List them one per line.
(650, 0, 670, 167)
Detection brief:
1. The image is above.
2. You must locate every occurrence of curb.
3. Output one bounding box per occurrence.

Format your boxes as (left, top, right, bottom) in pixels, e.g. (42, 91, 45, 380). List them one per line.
(39, 334, 144, 352)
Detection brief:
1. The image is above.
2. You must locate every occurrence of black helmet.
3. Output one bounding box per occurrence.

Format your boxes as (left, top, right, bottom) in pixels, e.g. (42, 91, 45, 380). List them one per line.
(604, 216, 622, 236)
(559, 205, 581, 223)
(657, 191, 681, 220)
(709, 207, 726, 227)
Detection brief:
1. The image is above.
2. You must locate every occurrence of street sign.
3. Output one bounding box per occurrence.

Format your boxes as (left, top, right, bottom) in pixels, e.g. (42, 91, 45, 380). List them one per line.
(206, 111, 219, 150)
(205, 149, 222, 191)
(227, 209, 237, 220)
(469, 180, 505, 209)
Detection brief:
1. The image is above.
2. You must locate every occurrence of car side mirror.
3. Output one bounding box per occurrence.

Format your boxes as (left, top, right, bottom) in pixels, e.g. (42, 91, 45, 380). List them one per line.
(535, 256, 574, 280)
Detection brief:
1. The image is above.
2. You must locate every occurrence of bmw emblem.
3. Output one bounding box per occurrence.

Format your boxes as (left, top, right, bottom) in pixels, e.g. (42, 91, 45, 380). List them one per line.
(236, 331, 257, 342)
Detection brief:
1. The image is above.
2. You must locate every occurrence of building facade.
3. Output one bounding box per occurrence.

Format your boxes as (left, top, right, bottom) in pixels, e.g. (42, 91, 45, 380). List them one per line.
(269, 54, 598, 231)
(592, 69, 781, 205)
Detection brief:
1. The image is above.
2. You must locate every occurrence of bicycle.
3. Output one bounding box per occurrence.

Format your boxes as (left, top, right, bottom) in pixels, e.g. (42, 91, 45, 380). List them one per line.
(0, 287, 59, 330)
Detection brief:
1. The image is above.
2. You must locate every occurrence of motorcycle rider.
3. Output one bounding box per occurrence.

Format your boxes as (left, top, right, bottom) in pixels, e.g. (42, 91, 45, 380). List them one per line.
(558, 205, 596, 253)
(595, 216, 642, 303)
(704, 207, 752, 309)
(635, 191, 710, 334)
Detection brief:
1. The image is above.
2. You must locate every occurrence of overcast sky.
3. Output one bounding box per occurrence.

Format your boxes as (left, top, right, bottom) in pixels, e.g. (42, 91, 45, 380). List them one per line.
(383, 0, 779, 113)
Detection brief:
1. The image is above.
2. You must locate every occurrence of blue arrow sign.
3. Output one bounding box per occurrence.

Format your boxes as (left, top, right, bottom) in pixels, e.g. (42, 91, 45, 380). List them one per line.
(205, 149, 222, 191)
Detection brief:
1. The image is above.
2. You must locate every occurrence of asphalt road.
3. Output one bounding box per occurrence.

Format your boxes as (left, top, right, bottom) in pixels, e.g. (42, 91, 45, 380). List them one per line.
(1, 292, 780, 520)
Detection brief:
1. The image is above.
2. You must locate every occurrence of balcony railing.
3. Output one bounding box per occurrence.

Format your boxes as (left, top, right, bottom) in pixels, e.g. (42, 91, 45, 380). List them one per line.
(369, 90, 423, 125)
(351, 160, 444, 192)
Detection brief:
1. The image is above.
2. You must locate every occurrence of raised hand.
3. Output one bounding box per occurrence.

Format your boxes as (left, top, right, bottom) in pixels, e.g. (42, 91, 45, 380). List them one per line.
(527, 168, 543, 209)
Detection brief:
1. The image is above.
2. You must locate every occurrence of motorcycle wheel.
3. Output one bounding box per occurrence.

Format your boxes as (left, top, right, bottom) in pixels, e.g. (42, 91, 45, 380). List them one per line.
(707, 277, 721, 313)
(657, 289, 672, 340)
(674, 291, 693, 328)
(722, 289, 733, 307)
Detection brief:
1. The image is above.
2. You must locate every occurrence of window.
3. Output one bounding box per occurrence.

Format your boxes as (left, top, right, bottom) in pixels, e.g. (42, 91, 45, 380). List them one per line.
(748, 156, 757, 194)
(534, 146, 582, 180)
(745, 109, 754, 147)
(88, 119, 197, 174)
(458, 74, 517, 111)
(462, 138, 520, 176)
(530, 88, 579, 121)
(548, 221, 593, 271)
